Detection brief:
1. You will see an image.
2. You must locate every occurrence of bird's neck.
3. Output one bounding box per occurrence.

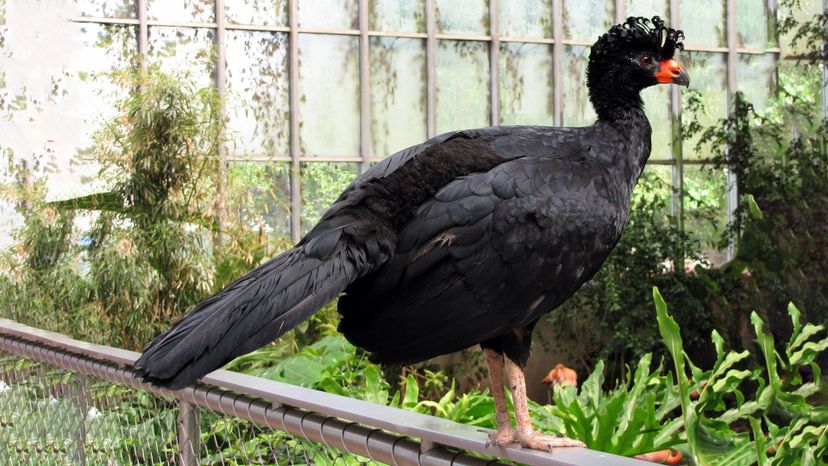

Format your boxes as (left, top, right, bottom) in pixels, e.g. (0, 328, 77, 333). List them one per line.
(589, 89, 652, 195)
(590, 83, 645, 123)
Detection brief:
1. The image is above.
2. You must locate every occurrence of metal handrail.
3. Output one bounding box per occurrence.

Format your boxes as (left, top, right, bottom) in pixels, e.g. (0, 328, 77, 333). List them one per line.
(0, 318, 650, 466)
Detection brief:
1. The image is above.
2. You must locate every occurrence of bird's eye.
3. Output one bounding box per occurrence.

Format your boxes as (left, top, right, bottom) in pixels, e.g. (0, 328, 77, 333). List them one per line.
(637, 56, 655, 67)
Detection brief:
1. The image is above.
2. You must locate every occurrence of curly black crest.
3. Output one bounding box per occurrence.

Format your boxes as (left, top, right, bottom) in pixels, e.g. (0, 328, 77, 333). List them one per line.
(591, 16, 685, 60)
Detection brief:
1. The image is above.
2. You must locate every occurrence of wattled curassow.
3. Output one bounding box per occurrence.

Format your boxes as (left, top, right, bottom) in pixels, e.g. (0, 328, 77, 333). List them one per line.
(136, 16, 689, 451)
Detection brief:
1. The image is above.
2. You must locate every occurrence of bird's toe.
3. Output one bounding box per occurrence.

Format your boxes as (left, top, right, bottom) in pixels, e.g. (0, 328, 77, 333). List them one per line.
(486, 427, 518, 448)
(516, 431, 586, 451)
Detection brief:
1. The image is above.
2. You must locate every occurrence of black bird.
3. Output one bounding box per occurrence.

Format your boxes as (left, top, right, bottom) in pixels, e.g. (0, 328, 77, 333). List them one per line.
(136, 16, 689, 451)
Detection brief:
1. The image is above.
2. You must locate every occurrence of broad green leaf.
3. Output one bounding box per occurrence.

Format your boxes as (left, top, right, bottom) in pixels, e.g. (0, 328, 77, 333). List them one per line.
(261, 356, 325, 387)
(579, 360, 604, 410)
(416, 400, 448, 417)
(712, 330, 725, 359)
(792, 382, 820, 398)
(701, 350, 750, 404)
(787, 302, 802, 339)
(402, 374, 419, 408)
(618, 353, 651, 433)
(653, 287, 696, 459)
(711, 369, 753, 394)
(747, 193, 764, 219)
(788, 323, 825, 357)
(749, 416, 768, 466)
(652, 417, 683, 448)
(654, 288, 686, 384)
(751, 312, 781, 390)
(789, 337, 828, 366)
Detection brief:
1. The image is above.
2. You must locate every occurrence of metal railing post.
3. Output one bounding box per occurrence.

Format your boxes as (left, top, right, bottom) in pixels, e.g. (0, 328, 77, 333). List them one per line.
(178, 401, 200, 466)
(73, 373, 88, 466)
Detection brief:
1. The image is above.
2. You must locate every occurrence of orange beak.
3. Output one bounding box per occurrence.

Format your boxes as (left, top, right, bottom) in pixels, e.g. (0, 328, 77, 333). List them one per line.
(656, 59, 690, 86)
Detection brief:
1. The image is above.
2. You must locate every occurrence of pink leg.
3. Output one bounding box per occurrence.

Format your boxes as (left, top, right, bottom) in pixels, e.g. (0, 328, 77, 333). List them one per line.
(484, 349, 517, 447)
(505, 357, 586, 451)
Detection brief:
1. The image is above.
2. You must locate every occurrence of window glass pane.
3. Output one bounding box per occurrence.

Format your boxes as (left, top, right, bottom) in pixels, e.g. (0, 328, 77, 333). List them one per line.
(436, 40, 490, 133)
(73, 0, 136, 18)
(227, 162, 291, 241)
(300, 162, 358, 234)
(561, 45, 595, 126)
(225, 0, 288, 26)
(0, 2, 134, 199)
(683, 166, 729, 266)
(624, 0, 668, 21)
(370, 37, 427, 157)
(499, 0, 552, 38)
(435, 0, 489, 35)
(640, 85, 672, 159)
(680, 52, 726, 160)
(736, 53, 776, 113)
(679, 0, 726, 47)
(635, 164, 674, 225)
(297, 0, 358, 29)
(147, 27, 215, 90)
(779, 0, 820, 56)
(737, 0, 772, 49)
(369, 0, 425, 33)
(499, 42, 554, 125)
(298, 34, 360, 156)
(225, 31, 290, 158)
(562, 0, 614, 41)
(147, 0, 214, 23)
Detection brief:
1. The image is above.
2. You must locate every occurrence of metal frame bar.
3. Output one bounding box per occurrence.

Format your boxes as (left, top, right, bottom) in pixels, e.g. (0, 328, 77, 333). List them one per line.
(288, 0, 301, 243)
(214, 0, 227, 244)
(725, 0, 739, 261)
(426, 0, 437, 137)
(489, 0, 500, 126)
(136, 0, 147, 66)
(0, 318, 648, 466)
(359, 0, 372, 173)
(552, 0, 563, 125)
(670, 0, 683, 234)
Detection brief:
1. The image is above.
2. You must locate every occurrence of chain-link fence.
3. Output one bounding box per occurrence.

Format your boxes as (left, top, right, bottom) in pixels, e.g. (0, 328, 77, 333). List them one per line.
(0, 351, 385, 465)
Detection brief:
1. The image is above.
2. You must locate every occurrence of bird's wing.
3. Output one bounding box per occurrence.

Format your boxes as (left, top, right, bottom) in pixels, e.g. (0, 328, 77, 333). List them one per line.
(135, 128, 522, 389)
(340, 152, 622, 362)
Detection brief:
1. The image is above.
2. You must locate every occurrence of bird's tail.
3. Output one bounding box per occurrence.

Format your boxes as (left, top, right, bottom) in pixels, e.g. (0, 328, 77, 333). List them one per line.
(134, 225, 376, 389)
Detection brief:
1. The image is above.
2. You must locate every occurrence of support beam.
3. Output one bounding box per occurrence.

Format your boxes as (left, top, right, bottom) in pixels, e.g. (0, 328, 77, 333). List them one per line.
(725, 0, 739, 261)
(552, 0, 563, 126)
(823, 0, 827, 122)
(489, 0, 500, 126)
(359, 0, 372, 173)
(288, 0, 302, 243)
(178, 401, 200, 466)
(426, 0, 437, 137)
(137, 0, 147, 67)
(214, 0, 228, 245)
(615, 0, 626, 24)
(669, 0, 685, 271)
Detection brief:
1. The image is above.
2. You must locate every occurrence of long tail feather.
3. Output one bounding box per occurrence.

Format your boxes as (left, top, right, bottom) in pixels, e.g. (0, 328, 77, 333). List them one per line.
(134, 237, 366, 389)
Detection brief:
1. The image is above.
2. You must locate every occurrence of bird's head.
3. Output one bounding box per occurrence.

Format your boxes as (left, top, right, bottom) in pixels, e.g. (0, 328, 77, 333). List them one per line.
(588, 16, 689, 98)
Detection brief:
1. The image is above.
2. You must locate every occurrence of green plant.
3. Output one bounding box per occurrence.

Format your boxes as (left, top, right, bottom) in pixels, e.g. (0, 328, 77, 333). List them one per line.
(654, 287, 827, 465)
(530, 354, 682, 457)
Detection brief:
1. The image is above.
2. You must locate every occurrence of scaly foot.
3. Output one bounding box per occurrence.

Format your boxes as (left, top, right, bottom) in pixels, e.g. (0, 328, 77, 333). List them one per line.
(516, 430, 586, 451)
(486, 425, 518, 448)
(486, 427, 585, 451)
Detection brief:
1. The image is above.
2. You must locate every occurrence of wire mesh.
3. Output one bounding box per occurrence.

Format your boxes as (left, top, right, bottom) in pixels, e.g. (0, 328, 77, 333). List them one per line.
(0, 350, 382, 465)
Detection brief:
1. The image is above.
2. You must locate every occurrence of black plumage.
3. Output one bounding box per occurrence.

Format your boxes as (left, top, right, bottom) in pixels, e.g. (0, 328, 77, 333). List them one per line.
(136, 15, 689, 451)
